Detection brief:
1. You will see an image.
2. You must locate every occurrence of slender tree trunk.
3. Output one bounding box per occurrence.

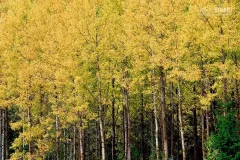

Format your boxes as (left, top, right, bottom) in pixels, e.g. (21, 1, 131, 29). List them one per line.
(153, 75, 159, 160)
(5, 108, 8, 160)
(124, 103, 127, 159)
(159, 66, 168, 160)
(141, 93, 146, 160)
(178, 79, 186, 160)
(201, 110, 205, 160)
(79, 118, 84, 160)
(176, 95, 179, 160)
(56, 114, 60, 160)
(0, 109, 3, 160)
(0, 109, 1, 160)
(96, 122, 100, 159)
(193, 94, 198, 160)
(170, 82, 174, 159)
(123, 67, 131, 160)
(97, 56, 105, 160)
(221, 28, 227, 115)
(73, 126, 76, 160)
(233, 52, 240, 119)
(200, 54, 206, 159)
(151, 112, 154, 153)
(28, 107, 33, 160)
(111, 78, 116, 160)
(193, 107, 198, 160)
(124, 87, 131, 160)
(206, 111, 210, 137)
(151, 51, 159, 160)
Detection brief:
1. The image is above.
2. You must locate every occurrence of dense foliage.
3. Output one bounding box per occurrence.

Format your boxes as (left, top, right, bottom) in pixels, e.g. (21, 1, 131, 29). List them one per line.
(0, 0, 239, 160)
(206, 109, 240, 160)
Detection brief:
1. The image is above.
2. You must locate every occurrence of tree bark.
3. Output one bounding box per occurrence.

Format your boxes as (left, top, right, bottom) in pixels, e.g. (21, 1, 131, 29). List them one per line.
(140, 93, 146, 160)
(79, 118, 84, 160)
(170, 82, 174, 159)
(200, 54, 206, 159)
(193, 86, 199, 160)
(234, 52, 240, 119)
(28, 107, 33, 160)
(123, 67, 131, 160)
(151, 51, 159, 160)
(56, 114, 60, 160)
(178, 79, 186, 160)
(0, 109, 3, 160)
(201, 110, 205, 160)
(97, 55, 105, 160)
(159, 66, 168, 160)
(206, 111, 210, 137)
(5, 108, 8, 160)
(111, 78, 116, 160)
(73, 126, 76, 160)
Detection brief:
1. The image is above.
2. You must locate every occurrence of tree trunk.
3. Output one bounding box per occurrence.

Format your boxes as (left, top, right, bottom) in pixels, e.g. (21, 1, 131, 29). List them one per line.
(221, 28, 227, 115)
(97, 56, 105, 160)
(206, 111, 210, 137)
(123, 68, 131, 160)
(201, 110, 205, 160)
(73, 126, 76, 160)
(151, 51, 159, 160)
(152, 72, 159, 160)
(5, 108, 8, 160)
(170, 82, 174, 159)
(124, 103, 127, 159)
(234, 52, 240, 119)
(141, 93, 146, 160)
(159, 66, 168, 160)
(178, 79, 186, 160)
(0, 109, 1, 160)
(200, 54, 206, 159)
(0, 109, 4, 160)
(111, 78, 116, 160)
(193, 98, 198, 160)
(56, 114, 60, 160)
(28, 107, 33, 160)
(79, 118, 84, 160)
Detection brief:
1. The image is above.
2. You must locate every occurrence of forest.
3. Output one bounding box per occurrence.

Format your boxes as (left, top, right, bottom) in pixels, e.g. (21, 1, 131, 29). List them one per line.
(0, 0, 240, 160)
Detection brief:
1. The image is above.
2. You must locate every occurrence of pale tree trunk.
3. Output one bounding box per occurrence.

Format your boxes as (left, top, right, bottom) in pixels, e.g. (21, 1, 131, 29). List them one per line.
(79, 116, 84, 160)
(97, 55, 105, 160)
(159, 66, 168, 160)
(178, 79, 186, 160)
(151, 51, 159, 160)
(123, 67, 131, 160)
(56, 114, 60, 160)
(153, 76, 159, 160)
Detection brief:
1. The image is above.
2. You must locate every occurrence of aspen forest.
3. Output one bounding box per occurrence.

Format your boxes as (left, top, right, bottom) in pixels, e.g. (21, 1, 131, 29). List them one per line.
(0, 0, 240, 159)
